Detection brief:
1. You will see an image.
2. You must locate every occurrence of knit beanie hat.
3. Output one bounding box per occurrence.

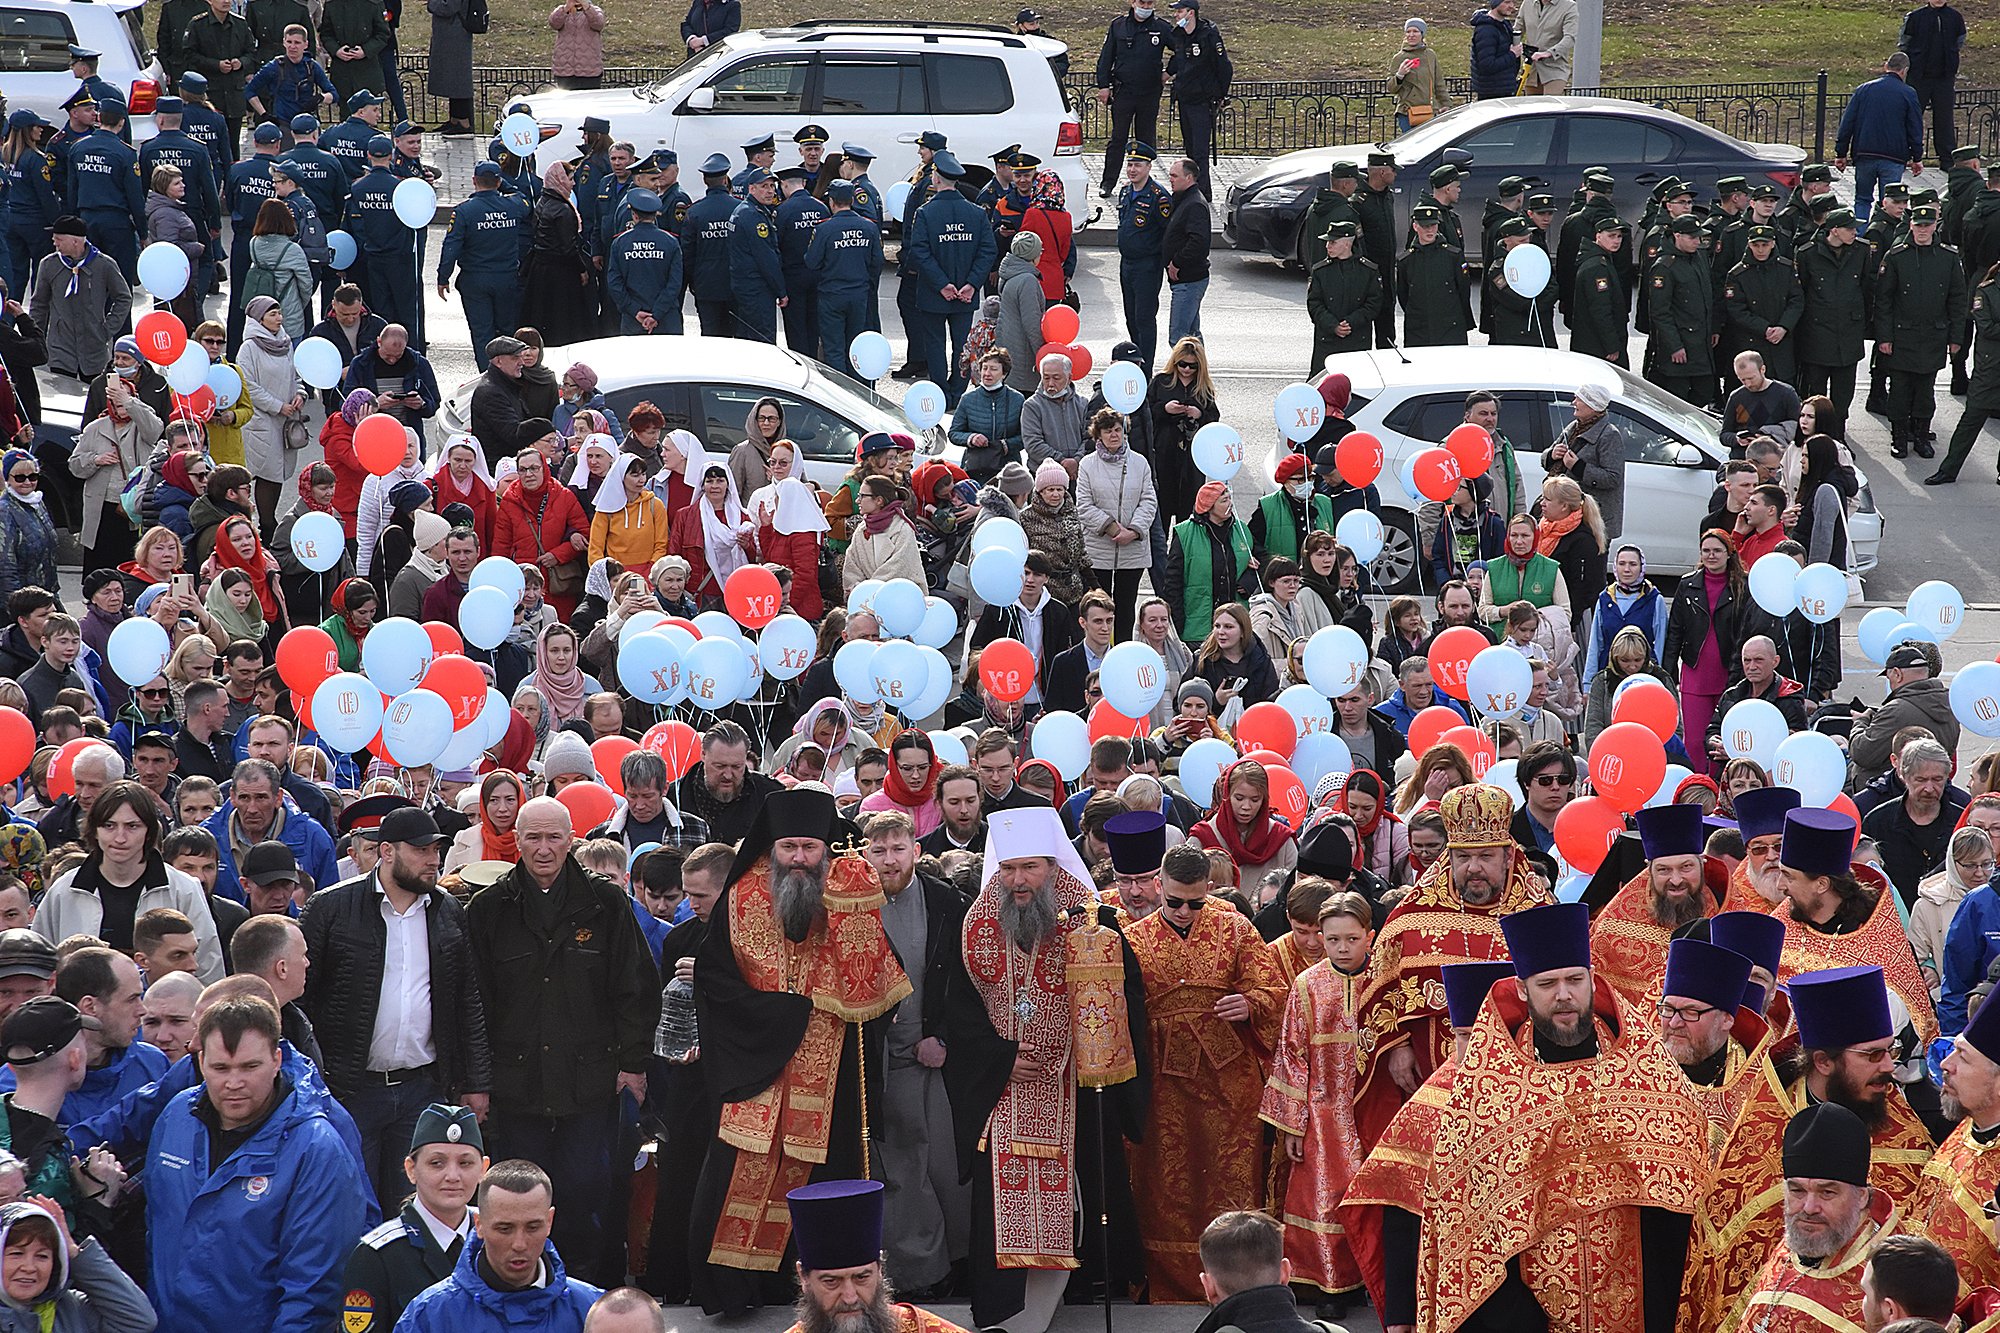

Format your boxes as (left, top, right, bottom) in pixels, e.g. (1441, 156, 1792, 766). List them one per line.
(542, 730, 595, 782)
(1034, 460, 1068, 492)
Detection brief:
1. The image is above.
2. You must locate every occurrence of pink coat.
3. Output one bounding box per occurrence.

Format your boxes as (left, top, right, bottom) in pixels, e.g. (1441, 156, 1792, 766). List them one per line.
(549, 0, 605, 77)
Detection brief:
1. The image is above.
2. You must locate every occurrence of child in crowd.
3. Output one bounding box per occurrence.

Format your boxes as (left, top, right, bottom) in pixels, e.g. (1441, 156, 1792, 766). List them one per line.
(1271, 876, 1330, 983)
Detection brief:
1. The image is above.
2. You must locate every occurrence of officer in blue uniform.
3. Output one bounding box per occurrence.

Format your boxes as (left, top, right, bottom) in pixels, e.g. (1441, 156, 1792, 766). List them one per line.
(322, 90, 385, 181)
(438, 160, 529, 369)
(224, 122, 284, 349)
(840, 143, 883, 226)
(794, 123, 829, 195)
(4, 111, 58, 297)
(893, 129, 946, 380)
(652, 151, 692, 240)
(45, 88, 98, 208)
(606, 188, 683, 336)
(975, 143, 1023, 267)
(66, 48, 126, 142)
(598, 151, 667, 254)
(348, 134, 420, 345)
(66, 98, 143, 283)
(775, 165, 826, 361)
(682, 152, 737, 337)
(142, 98, 221, 260)
(569, 113, 612, 231)
(906, 152, 996, 405)
(487, 137, 539, 204)
(1115, 140, 1171, 371)
(731, 131, 776, 196)
(804, 179, 883, 378)
(274, 160, 332, 299)
(280, 113, 350, 230)
(727, 166, 785, 342)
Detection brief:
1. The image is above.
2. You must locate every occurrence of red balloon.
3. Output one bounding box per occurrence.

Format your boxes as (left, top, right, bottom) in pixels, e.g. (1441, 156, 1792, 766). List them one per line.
(1062, 343, 1093, 380)
(1829, 793, 1862, 847)
(354, 413, 408, 477)
(1439, 725, 1497, 779)
(1444, 422, 1494, 477)
(1427, 626, 1489, 700)
(176, 386, 217, 423)
(641, 720, 701, 781)
(592, 736, 639, 794)
(276, 626, 339, 694)
(1040, 304, 1080, 346)
(979, 638, 1035, 703)
(134, 311, 186, 366)
(663, 617, 700, 638)
(1335, 431, 1383, 488)
(1235, 702, 1298, 760)
(1087, 699, 1147, 742)
(1610, 679, 1680, 744)
(1407, 706, 1464, 759)
(48, 738, 99, 800)
(1554, 795, 1627, 874)
(1589, 721, 1667, 813)
(422, 654, 487, 728)
(0, 709, 32, 784)
(423, 622, 464, 657)
(723, 565, 782, 630)
(1412, 448, 1463, 503)
(1267, 764, 1309, 829)
(555, 781, 618, 834)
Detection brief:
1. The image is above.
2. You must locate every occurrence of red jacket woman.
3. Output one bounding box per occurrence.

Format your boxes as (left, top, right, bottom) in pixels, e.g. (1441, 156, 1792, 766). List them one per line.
(1020, 171, 1074, 303)
(495, 452, 591, 618)
(320, 388, 375, 538)
(429, 436, 498, 551)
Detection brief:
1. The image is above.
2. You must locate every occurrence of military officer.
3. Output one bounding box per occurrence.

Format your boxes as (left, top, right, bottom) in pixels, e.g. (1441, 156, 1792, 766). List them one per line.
(1877, 203, 1970, 459)
(1637, 178, 1696, 329)
(1557, 167, 1623, 321)
(438, 160, 528, 369)
(1484, 216, 1557, 346)
(893, 129, 946, 381)
(1480, 174, 1527, 260)
(1794, 208, 1870, 415)
(339, 1104, 488, 1333)
(1636, 174, 1683, 238)
(140, 99, 220, 294)
(1300, 161, 1361, 267)
(66, 47, 122, 123)
(322, 90, 385, 182)
(1571, 212, 1631, 366)
(45, 88, 98, 210)
(1306, 219, 1380, 372)
(569, 114, 613, 237)
(348, 134, 420, 346)
(1648, 213, 1718, 402)
(280, 113, 350, 231)
(732, 131, 777, 195)
(606, 188, 683, 336)
(1779, 163, 1836, 244)
(1863, 183, 1911, 415)
(177, 72, 231, 180)
(1723, 223, 1805, 386)
(1409, 162, 1465, 251)
(64, 100, 142, 283)
(839, 142, 883, 225)
(682, 151, 738, 337)
(1116, 141, 1171, 370)
(906, 151, 995, 405)
(1397, 202, 1471, 346)
(728, 165, 786, 343)
(1524, 190, 1558, 250)
(794, 124, 830, 193)
(1356, 150, 1398, 346)
(223, 122, 284, 349)
(974, 142, 1024, 262)
(598, 150, 672, 252)
(806, 180, 883, 378)
(775, 165, 828, 360)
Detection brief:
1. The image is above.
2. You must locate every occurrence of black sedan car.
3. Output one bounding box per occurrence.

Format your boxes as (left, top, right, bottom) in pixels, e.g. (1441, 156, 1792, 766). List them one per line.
(1223, 95, 1807, 268)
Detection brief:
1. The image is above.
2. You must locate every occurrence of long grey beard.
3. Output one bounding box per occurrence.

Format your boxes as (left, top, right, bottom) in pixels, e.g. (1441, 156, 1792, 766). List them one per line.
(998, 889, 1058, 952)
(797, 1283, 899, 1333)
(1784, 1209, 1864, 1262)
(775, 860, 829, 942)
(1651, 886, 1705, 931)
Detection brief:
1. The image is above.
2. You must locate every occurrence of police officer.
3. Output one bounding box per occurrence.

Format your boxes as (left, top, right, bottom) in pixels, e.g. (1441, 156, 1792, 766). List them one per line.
(1397, 202, 1472, 346)
(142, 98, 221, 285)
(728, 166, 785, 342)
(1480, 174, 1527, 260)
(1570, 212, 1630, 366)
(1115, 142, 1170, 371)
(682, 151, 737, 337)
(1795, 207, 1869, 415)
(1305, 220, 1380, 372)
(805, 179, 883, 378)
(570, 115, 612, 241)
(732, 131, 776, 196)
(1093, 0, 1173, 198)
(281, 113, 350, 230)
(224, 122, 284, 350)
(1877, 203, 1970, 459)
(1165, 0, 1229, 200)
(1409, 163, 1465, 251)
(340, 1104, 488, 1333)
(606, 188, 684, 336)
(1484, 216, 1557, 347)
(839, 143, 883, 225)
(794, 124, 830, 194)
(906, 151, 996, 405)
(1723, 223, 1804, 386)
(65, 99, 143, 282)
(894, 130, 946, 381)
(1356, 150, 1397, 346)
(1300, 161, 1360, 263)
(1648, 214, 1717, 402)
(1862, 183, 1910, 416)
(775, 165, 827, 360)
(438, 160, 529, 369)
(348, 134, 420, 344)
(323, 90, 385, 181)
(4, 111, 59, 298)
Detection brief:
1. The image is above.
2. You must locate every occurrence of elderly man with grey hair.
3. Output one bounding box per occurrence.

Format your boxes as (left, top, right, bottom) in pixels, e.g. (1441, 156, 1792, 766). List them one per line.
(1862, 734, 1966, 908)
(1704, 634, 1809, 765)
(1021, 352, 1090, 476)
(203, 756, 342, 905)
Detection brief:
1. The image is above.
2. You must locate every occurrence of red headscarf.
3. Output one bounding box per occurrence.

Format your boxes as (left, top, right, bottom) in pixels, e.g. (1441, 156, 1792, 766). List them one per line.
(478, 771, 525, 863)
(330, 578, 373, 643)
(296, 467, 338, 515)
(492, 711, 535, 776)
(1196, 757, 1295, 865)
(212, 516, 281, 622)
(883, 731, 939, 808)
(1335, 767, 1398, 837)
(910, 460, 968, 516)
(163, 450, 200, 495)
(1015, 758, 1065, 807)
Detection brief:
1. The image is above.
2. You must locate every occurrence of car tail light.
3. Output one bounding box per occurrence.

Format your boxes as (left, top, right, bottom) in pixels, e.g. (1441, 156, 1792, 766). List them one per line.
(1766, 169, 1798, 190)
(538, 123, 562, 143)
(127, 79, 158, 115)
(1055, 120, 1082, 156)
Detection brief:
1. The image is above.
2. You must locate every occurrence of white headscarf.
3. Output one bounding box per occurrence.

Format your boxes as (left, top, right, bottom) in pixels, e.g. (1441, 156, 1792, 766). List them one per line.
(595, 453, 645, 514)
(427, 432, 496, 493)
(694, 462, 753, 586)
(756, 476, 828, 535)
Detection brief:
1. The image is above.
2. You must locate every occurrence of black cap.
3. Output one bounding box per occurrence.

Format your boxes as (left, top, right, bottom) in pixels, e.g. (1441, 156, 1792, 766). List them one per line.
(1429, 164, 1460, 188)
(1910, 204, 1941, 223)
(1782, 1102, 1871, 1187)
(242, 841, 306, 888)
(579, 115, 611, 134)
(1496, 175, 1526, 196)
(1747, 224, 1778, 242)
(917, 130, 948, 151)
(1749, 183, 1779, 200)
(411, 1103, 484, 1152)
(1526, 191, 1556, 210)
(1951, 145, 1981, 164)
(1823, 208, 1858, 230)
(1882, 643, 1929, 673)
(1715, 174, 1749, 195)
(1802, 162, 1835, 182)
(794, 123, 829, 145)
(1327, 161, 1359, 181)
(1321, 220, 1360, 241)
(0, 930, 55, 981)
(1497, 215, 1532, 239)
(338, 794, 416, 837)
(1, 996, 96, 1066)
(1411, 203, 1443, 223)
(1297, 821, 1353, 879)
(379, 806, 449, 846)
(1366, 150, 1396, 167)
(991, 143, 1022, 163)
(1016, 7, 1041, 21)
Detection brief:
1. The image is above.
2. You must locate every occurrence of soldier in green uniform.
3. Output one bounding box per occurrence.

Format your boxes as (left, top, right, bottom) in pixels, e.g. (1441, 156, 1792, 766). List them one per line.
(1862, 183, 1911, 415)
(1964, 165, 2000, 297)
(1945, 145, 1983, 393)
(1557, 168, 1624, 323)
(1777, 163, 1835, 244)
(1306, 219, 1381, 372)
(1722, 224, 1805, 385)
(1356, 150, 1398, 346)
(1524, 190, 1558, 251)
(1397, 202, 1473, 346)
(340, 1104, 488, 1333)
(1637, 178, 1696, 329)
(1648, 213, 1717, 402)
(1300, 160, 1361, 261)
(1795, 207, 1870, 414)
(1637, 174, 1684, 239)
(1928, 259, 2000, 485)
(1877, 203, 1970, 459)
(1799, 193, 1840, 249)
(1570, 212, 1631, 366)
(1480, 174, 1526, 260)
(1713, 184, 1792, 399)
(1409, 163, 1465, 252)
(1484, 216, 1557, 346)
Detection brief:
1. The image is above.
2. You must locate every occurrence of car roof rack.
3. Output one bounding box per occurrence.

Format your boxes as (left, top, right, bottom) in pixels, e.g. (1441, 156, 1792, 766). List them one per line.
(790, 18, 1016, 31)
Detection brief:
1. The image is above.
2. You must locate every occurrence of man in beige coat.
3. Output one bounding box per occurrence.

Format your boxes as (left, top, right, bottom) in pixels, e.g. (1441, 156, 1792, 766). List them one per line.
(1520, 0, 1577, 94)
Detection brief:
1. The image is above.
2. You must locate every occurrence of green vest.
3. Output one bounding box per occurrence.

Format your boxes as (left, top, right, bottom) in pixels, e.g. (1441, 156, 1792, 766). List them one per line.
(1172, 516, 1254, 643)
(0, 1094, 73, 1215)
(1483, 554, 1561, 621)
(1255, 490, 1335, 563)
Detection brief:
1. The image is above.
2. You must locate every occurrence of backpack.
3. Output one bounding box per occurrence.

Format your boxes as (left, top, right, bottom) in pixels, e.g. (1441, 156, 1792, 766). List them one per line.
(464, 0, 491, 35)
(243, 246, 307, 315)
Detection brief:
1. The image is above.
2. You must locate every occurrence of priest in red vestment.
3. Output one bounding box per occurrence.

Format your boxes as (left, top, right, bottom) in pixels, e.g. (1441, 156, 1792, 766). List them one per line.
(782, 1180, 974, 1333)
(1590, 802, 1720, 1010)
(1906, 991, 2000, 1314)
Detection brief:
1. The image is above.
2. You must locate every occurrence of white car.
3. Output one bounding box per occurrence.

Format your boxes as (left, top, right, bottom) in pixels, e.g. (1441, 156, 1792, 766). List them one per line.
(0, 0, 162, 136)
(515, 21, 1091, 227)
(439, 335, 959, 492)
(1317, 346, 1883, 592)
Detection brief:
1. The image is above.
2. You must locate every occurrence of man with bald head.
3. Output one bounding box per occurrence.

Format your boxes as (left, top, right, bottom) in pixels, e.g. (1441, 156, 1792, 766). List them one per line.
(1706, 634, 1808, 766)
(467, 795, 659, 1283)
(141, 970, 204, 1060)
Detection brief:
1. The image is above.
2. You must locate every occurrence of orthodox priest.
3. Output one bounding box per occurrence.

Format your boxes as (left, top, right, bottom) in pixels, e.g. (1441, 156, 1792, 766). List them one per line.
(1712, 908, 1787, 1021)
(1590, 803, 1717, 1009)
(943, 806, 1148, 1333)
(690, 788, 914, 1314)
(1654, 935, 1772, 1157)
(1905, 990, 2000, 1306)
(782, 1181, 971, 1333)
(1416, 902, 1708, 1333)
(1725, 786, 1800, 911)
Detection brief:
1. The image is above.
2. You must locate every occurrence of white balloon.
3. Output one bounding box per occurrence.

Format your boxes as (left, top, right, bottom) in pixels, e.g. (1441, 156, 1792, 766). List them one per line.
(1288, 732, 1352, 789)
(833, 640, 881, 703)
(1502, 241, 1552, 298)
(1771, 730, 1846, 807)
(499, 112, 540, 155)
(1102, 362, 1147, 414)
(288, 510, 344, 573)
(1645, 764, 1694, 809)
(870, 639, 928, 712)
(1334, 508, 1382, 563)
(164, 344, 208, 394)
(1485, 758, 1523, 809)
(137, 242, 191, 300)
(458, 586, 514, 650)
(1277, 683, 1334, 735)
(1951, 661, 2000, 739)
(1273, 383, 1325, 443)
(904, 381, 946, 431)
(618, 609, 669, 645)
(884, 180, 912, 219)
(904, 647, 955, 721)
(1465, 646, 1533, 720)
(106, 618, 171, 687)
(1906, 580, 1967, 643)
(1747, 553, 1801, 617)
(914, 597, 958, 650)
(311, 672, 385, 753)
(392, 177, 438, 229)
(381, 688, 455, 767)
(930, 728, 970, 768)
(1718, 698, 1788, 767)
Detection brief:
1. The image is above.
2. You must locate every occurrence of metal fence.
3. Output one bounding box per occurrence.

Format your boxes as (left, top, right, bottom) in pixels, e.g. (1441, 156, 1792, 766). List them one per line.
(395, 54, 1995, 162)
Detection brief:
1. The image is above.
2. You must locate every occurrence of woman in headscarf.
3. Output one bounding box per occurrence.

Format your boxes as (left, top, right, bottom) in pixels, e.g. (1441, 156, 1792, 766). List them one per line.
(0, 1198, 154, 1332)
(153, 448, 208, 543)
(520, 161, 593, 346)
(428, 433, 498, 550)
(319, 387, 376, 537)
(1581, 542, 1670, 686)
(489, 708, 537, 777)
(589, 452, 672, 577)
(650, 555, 698, 619)
(319, 578, 378, 673)
(841, 475, 924, 593)
(0, 447, 56, 599)
(747, 440, 826, 622)
(444, 769, 527, 874)
(1912, 824, 1995, 997)
(669, 461, 754, 608)
(1301, 372, 1356, 453)
(1014, 756, 1064, 807)
(356, 427, 428, 578)
(237, 292, 306, 532)
(1478, 510, 1569, 627)
(766, 698, 862, 782)
(70, 369, 160, 573)
(274, 461, 355, 623)
(202, 514, 287, 648)
(1019, 169, 1074, 304)
(1335, 767, 1407, 886)
(495, 443, 591, 620)
(510, 680, 551, 760)
(554, 363, 622, 443)
(78, 569, 129, 712)
(567, 431, 618, 510)
(1192, 757, 1298, 884)
(858, 729, 942, 836)
(575, 557, 624, 640)
(730, 396, 786, 505)
(532, 622, 597, 728)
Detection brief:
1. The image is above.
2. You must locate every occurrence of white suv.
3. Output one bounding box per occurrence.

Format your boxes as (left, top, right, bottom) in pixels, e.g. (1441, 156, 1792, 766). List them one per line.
(519, 20, 1090, 226)
(0, 0, 162, 135)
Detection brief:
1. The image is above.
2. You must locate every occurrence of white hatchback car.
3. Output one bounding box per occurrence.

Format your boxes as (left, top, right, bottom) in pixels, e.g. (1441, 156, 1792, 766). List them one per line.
(0, 0, 162, 135)
(517, 21, 1090, 227)
(1317, 346, 1883, 592)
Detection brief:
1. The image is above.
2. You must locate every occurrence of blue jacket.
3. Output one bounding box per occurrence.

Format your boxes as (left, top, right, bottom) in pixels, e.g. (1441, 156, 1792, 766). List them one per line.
(396, 1235, 599, 1333)
(1940, 883, 2000, 1036)
(65, 129, 144, 229)
(606, 222, 685, 334)
(1428, 507, 1505, 585)
(552, 391, 623, 444)
(1834, 73, 1923, 163)
(203, 799, 340, 904)
(245, 54, 337, 121)
(146, 1065, 372, 1333)
(1581, 581, 1671, 683)
(681, 186, 737, 301)
(948, 382, 1026, 480)
(1377, 686, 1470, 736)
(908, 188, 998, 316)
(438, 188, 531, 287)
(341, 344, 442, 420)
(0, 1039, 170, 1129)
(1468, 8, 1521, 98)
(804, 209, 883, 296)
(726, 199, 784, 298)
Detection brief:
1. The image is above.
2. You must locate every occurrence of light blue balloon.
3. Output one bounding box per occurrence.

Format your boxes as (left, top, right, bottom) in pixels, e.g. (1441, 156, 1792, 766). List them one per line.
(684, 636, 747, 710)
(361, 617, 433, 695)
(618, 609, 669, 645)
(970, 545, 1024, 606)
(834, 640, 881, 703)
(1644, 763, 1691, 809)
(848, 579, 885, 615)
(1906, 579, 1967, 643)
(972, 517, 1028, 560)
(619, 631, 683, 704)
(1886, 620, 1936, 651)
(293, 336, 345, 390)
(1465, 645, 1533, 720)
(393, 177, 437, 229)
(1288, 732, 1353, 790)
(1772, 730, 1845, 806)
(499, 112, 540, 155)
(1793, 562, 1849, 624)
(884, 180, 912, 220)
(914, 596, 958, 650)
(458, 586, 515, 650)
(311, 672, 385, 753)
(870, 639, 929, 714)
(850, 331, 892, 380)
(1856, 607, 1908, 664)
(1277, 682, 1334, 735)
(693, 610, 745, 644)
(381, 688, 454, 767)
(1503, 241, 1551, 298)
(289, 510, 345, 573)
(204, 362, 242, 404)
(759, 614, 817, 681)
(1487, 758, 1524, 809)
(905, 647, 954, 720)
(1178, 736, 1236, 806)
(107, 617, 170, 687)
(1554, 869, 1590, 903)
(1951, 661, 2000, 739)
(1718, 697, 1787, 767)
(1302, 626, 1369, 696)
(1398, 453, 1423, 502)
(1190, 422, 1243, 481)
(474, 686, 512, 748)
(1102, 362, 1146, 414)
(872, 579, 927, 638)
(1333, 508, 1382, 563)
(931, 728, 969, 768)
(1747, 552, 1800, 617)
(904, 380, 946, 431)
(469, 556, 525, 604)
(326, 229, 358, 270)
(164, 345, 207, 394)
(1273, 383, 1325, 443)
(432, 718, 491, 772)
(137, 242, 190, 300)
(1099, 641, 1167, 719)
(1029, 710, 1089, 782)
